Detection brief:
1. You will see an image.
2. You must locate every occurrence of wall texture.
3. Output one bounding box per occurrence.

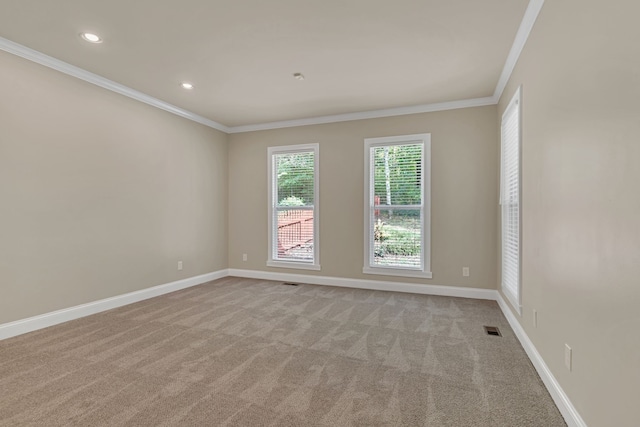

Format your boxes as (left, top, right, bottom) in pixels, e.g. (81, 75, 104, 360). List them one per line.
(228, 106, 499, 289)
(0, 51, 228, 324)
(498, 1, 640, 425)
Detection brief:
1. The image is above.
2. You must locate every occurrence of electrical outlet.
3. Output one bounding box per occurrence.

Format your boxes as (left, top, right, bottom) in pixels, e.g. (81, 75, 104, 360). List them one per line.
(564, 344, 572, 371)
(242, 254, 248, 262)
(178, 261, 183, 271)
(533, 309, 538, 328)
(462, 267, 469, 277)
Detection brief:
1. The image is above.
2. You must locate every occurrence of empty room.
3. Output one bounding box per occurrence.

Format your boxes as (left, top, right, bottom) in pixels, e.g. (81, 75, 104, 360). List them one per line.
(0, 0, 637, 426)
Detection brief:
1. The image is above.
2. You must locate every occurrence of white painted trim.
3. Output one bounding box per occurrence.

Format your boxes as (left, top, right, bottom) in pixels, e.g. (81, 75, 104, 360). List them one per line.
(0, 264, 585, 427)
(0, 269, 228, 341)
(500, 86, 523, 316)
(267, 143, 320, 268)
(228, 97, 496, 133)
(227, 0, 544, 135)
(493, 0, 545, 102)
(502, 287, 522, 316)
(0, 1, 543, 133)
(228, 267, 585, 426)
(228, 268, 495, 300)
(0, 37, 229, 133)
(267, 261, 321, 271)
(497, 293, 587, 427)
(362, 267, 433, 279)
(363, 134, 431, 277)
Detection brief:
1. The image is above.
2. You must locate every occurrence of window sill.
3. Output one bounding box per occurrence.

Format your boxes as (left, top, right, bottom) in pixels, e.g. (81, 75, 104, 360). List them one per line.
(267, 260, 321, 271)
(363, 266, 432, 279)
(502, 289, 522, 316)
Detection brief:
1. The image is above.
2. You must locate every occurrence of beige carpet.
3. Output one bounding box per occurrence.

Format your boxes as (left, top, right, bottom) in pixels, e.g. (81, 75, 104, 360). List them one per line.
(0, 277, 566, 426)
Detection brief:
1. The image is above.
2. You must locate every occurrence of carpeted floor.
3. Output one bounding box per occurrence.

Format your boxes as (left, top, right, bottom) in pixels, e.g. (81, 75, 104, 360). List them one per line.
(0, 277, 566, 426)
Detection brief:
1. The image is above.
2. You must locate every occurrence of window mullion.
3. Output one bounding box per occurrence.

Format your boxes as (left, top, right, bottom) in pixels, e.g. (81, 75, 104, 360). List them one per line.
(268, 144, 319, 268)
(364, 134, 430, 276)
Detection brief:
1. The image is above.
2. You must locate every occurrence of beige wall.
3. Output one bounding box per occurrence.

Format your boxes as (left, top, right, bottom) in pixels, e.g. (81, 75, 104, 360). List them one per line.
(0, 51, 228, 324)
(7, 1, 636, 421)
(498, 1, 640, 425)
(228, 106, 499, 289)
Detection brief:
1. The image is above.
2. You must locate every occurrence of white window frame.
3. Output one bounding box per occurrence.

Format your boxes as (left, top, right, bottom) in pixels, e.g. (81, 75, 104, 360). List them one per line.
(500, 87, 522, 314)
(363, 134, 432, 279)
(267, 143, 320, 270)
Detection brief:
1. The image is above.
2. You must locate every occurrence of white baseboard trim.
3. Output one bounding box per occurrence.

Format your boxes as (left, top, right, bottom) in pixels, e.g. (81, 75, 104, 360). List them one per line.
(0, 266, 586, 427)
(496, 293, 587, 427)
(228, 268, 496, 300)
(233, 268, 586, 426)
(0, 269, 228, 341)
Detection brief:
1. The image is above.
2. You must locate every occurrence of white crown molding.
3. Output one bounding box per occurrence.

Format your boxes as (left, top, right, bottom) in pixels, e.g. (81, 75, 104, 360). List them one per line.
(0, 0, 543, 133)
(493, 0, 545, 102)
(228, 268, 496, 300)
(227, 0, 546, 133)
(0, 36, 230, 133)
(227, 97, 497, 133)
(0, 269, 228, 341)
(496, 293, 587, 427)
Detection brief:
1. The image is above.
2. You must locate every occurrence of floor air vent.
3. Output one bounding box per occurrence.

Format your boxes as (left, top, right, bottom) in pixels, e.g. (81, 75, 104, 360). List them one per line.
(484, 326, 502, 337)
(283, 282, 299, 286)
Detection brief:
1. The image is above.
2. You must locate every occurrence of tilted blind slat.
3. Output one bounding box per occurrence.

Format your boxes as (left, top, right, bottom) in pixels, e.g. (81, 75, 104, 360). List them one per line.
(369, 142, 424, 270)
(272, 149, 316, 263)
(372, 144, 422, 206)
(501, 91, 521, 307)
(275, 152, 315, 207)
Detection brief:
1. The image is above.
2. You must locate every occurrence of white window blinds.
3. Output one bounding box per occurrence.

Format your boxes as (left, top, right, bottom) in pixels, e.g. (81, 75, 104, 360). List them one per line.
(371, 143, 423, 269)
(364, 134, 431, 278)
(501, 88, 521, 311)
(268, 144, 319, 269)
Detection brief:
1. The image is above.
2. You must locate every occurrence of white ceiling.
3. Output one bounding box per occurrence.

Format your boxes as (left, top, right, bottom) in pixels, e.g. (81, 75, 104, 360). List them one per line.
(0, 0, 531, 129)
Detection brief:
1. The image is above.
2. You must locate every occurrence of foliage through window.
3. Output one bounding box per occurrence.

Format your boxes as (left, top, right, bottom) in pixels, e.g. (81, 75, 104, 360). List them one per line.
(364, 134, 431, 278)
(268, 144, 319, 269)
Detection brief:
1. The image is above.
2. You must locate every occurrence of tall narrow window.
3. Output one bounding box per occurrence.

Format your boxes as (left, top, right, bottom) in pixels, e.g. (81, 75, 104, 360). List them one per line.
(268, 144, 319, 270)
(501, 87, 522, 313)
(364, 134, 431, 278)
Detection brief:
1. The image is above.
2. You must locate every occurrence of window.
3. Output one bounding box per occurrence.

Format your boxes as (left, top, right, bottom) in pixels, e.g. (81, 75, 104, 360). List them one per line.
(501, 87, 522, 313)
(364, 134, 431, 278)
(267, 144, 319, 270)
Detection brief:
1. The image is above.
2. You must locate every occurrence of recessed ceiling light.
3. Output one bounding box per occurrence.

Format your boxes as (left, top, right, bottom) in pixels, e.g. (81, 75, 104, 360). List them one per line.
(80, 32, 102, 43)
(181, 82, 194, 90)
(293, 73, 305, 81)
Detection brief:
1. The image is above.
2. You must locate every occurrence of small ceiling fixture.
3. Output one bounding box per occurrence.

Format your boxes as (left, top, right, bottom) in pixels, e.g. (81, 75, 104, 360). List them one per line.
(293, 73, 305, 81)
(80, 32, 102, 43)
(181, 82, 194, 90)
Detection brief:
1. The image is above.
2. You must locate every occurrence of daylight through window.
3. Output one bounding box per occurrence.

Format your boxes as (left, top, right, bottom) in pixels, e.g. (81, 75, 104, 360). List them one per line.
(364, 134, 431, 278)
(268, 144, 319, 269)
(500, 88, 521, 312)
